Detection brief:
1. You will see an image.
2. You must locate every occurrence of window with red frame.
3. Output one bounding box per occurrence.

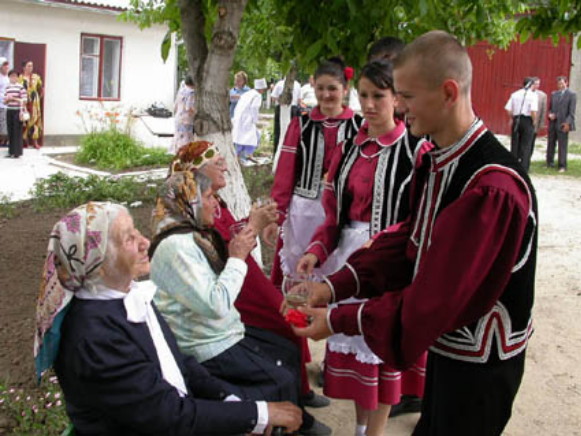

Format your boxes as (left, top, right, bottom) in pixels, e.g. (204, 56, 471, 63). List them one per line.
(80, 34, 122, 100)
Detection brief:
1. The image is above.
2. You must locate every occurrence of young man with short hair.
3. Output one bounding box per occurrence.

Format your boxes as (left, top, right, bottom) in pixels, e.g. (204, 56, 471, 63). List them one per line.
(295, 30, 538, 435)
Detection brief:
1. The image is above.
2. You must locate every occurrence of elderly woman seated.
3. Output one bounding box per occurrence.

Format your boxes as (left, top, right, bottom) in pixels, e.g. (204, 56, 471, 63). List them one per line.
(34, 201, 301, 435)
(168, 142, 330, 414)
(150, 171, 301, 403)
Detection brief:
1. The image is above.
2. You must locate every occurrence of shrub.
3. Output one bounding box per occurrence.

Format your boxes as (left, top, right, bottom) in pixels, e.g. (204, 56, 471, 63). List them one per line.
(76, 130, 172, 171)
(30, 172, 163, 211)
(0, 374, 69, 435)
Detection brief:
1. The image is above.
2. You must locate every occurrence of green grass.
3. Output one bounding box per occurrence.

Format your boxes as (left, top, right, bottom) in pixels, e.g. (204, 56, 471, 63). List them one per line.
(76, 129, 172, 170)
(529, 159, 581, 177)
(0, 374, 69, 435)
(0, 194, 17, 219)
(568, 142, 581, 155)
(30, 172, 163, 211)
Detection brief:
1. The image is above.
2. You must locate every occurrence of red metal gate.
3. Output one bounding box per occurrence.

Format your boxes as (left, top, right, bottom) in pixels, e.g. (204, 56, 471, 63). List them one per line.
(467, 37, 572, 135)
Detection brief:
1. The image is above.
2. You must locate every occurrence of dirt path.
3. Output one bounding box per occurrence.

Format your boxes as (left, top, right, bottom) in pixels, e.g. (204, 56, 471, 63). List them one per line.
(0, 174, 579, 435)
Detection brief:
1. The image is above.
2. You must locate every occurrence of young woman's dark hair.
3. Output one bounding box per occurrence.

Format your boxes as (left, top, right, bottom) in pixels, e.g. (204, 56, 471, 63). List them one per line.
(21, 60, 32, 68)
(314, 57, 347, 86)
(360, 59, 395, 92)
(185, 75, 194, 87)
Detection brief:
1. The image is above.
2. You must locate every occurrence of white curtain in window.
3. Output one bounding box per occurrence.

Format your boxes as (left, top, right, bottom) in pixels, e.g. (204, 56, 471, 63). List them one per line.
(102, 39, 121, 99)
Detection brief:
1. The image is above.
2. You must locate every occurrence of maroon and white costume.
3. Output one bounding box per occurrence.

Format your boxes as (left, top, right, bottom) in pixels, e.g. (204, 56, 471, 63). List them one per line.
(325, 119, 537, 434)
(305, 119, 431, 409)
(270, 106, 363, 286)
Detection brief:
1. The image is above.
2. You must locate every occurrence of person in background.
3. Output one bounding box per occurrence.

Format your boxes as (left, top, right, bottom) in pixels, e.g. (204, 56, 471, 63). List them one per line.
(300, 75, 317, 112)
(232, 78, 267, 164)
(547, 75, 577, 172)
(19, 60, 43, 149)
(531, 77, 547, 153)
(367, 36, 406, 62)
(172, 75, 196, 153)
(296, 59, 429, 436)
(0, 58, 9, 147)
(271, 77, 302, 154)
(267, 57, 363, 288)
(505, 77, 538, 172)
(3, 69, 26, 159)
(295, 30, 538, 436)
(36, 201, 301, 435)
(230, 71, 250, 118)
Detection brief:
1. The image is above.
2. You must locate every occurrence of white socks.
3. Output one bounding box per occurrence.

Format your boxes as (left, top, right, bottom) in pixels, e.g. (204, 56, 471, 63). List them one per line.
(355, 424, 367, 436)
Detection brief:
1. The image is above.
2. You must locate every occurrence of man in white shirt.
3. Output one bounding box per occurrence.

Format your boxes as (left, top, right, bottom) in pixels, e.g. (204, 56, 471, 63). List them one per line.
(0, 58, 9, 146)
(300, 75, 317, 110)
(505, 77, 539, 171)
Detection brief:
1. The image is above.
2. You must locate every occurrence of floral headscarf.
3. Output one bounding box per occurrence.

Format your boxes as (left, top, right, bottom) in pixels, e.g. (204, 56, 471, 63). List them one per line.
(150, 171, 227, 273)
(169, 140, 218, 175)
(34, 202, 125, 380)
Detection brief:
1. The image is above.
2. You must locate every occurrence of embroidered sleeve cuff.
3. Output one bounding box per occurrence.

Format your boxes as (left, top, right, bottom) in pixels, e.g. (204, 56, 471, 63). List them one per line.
(329, 303, 363, 336)
(306, 242, 328, 265)
(327, 264, 359, 301)
(252, 401, 269, 434)
(322, 276, 336, 304)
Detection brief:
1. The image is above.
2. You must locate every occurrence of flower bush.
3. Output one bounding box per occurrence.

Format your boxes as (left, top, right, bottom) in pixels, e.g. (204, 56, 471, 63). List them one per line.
(75, 104, 172, 171)
(0, 374, 69, 435)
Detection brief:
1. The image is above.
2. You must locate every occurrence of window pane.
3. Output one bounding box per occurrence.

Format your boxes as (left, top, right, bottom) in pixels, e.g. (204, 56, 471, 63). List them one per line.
(82, 37, 99, 55)
(102, 39, 120, 98)
(80, 56, 99, 98)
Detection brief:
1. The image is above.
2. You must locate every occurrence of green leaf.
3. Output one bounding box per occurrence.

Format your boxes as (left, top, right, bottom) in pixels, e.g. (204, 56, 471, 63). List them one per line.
(161, 30, 172, 62)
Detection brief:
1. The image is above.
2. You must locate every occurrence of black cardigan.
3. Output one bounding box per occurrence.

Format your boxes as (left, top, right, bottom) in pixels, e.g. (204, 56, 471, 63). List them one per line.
(54, 297, 258, 435)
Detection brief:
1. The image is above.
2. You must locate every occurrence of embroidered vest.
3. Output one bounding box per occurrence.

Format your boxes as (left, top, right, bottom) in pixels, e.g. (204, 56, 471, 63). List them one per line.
(334, 132, 426, 236)
(293, 113, 363, 199)
(412, 123, 537, 363)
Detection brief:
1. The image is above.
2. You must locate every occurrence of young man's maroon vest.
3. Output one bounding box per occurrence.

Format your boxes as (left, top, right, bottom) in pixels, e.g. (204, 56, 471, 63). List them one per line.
(412, 121, 537, 363)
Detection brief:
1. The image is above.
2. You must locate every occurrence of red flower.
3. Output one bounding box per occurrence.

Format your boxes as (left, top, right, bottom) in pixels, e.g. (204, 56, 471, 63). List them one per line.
(285, 309, 309, 328)
(344, 66, 354, 81)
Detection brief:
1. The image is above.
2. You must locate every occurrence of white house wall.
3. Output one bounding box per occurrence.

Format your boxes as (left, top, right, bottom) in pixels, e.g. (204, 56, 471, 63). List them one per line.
(0, 0, 176, 137)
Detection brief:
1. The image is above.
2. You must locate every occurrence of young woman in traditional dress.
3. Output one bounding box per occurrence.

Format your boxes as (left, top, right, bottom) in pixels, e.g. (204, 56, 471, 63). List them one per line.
(267, 58, 363, 287)
(296, 59, 431, 436)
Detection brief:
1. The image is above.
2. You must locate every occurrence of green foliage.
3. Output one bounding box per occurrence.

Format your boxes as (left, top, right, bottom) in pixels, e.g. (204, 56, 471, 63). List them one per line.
(30, 172, 163, 211)
(0, 194, 17, 219)
(76, 129, 172, 171)
(568, 142, 581, 155)
(0, 375, 69, 435)
(241, 163, 273, 201)
(515, 2, 581, 47)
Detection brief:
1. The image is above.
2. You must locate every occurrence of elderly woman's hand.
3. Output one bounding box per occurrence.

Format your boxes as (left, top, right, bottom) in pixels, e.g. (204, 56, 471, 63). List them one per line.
(228, 226, 257, 260)
(248, 203, 278, 233)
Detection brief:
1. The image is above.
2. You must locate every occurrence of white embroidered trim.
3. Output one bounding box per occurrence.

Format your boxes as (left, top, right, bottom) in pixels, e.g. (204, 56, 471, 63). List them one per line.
(345, 262, 360, 296)
(323, 276, 336, 303)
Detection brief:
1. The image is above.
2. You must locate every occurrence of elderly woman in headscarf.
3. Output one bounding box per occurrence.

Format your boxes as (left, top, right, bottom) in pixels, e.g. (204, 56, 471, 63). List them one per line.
(150, 170, 301, 402)
(34, 201, 301, 436)
(162, 143, 332, 435)
(168, 142, 330, 411)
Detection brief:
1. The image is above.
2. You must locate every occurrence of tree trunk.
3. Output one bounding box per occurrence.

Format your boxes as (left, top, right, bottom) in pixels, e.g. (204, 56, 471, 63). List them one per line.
(179, 0, 251, 219)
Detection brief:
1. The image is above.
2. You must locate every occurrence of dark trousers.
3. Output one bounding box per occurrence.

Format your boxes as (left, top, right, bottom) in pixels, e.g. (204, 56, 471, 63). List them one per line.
(510, 115, 534, 172)
(6, 109, 23, 157)
(413, 351, 525, 436)
(547, 120, 569, 169)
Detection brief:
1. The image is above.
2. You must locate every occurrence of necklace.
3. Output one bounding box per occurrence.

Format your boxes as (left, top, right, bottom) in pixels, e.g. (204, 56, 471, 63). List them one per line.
(359, 146, 385, 160)
(322, 119, 341, 129)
